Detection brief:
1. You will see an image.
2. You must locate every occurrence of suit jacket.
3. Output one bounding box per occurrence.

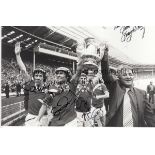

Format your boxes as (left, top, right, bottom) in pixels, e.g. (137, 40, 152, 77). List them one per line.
(147, 85, 155, 94)
(101, 51, 155, 127)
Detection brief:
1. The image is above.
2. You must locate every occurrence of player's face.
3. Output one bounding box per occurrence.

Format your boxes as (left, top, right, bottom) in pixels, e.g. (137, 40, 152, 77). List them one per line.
(34, 72, 44, 85)
(119, 69, 134, 87)
(56, 71, 67, 83)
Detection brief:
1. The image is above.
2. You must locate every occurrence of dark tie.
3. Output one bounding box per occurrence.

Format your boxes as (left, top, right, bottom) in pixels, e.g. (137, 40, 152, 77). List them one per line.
(123, 88, 133, 127)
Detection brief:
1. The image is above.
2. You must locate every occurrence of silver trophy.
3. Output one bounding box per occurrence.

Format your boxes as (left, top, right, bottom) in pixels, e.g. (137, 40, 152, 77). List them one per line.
(76, 38, 106, 79)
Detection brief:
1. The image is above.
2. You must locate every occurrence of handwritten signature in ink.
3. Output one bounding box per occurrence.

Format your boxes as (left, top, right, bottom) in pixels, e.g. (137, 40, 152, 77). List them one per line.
(114, 26, 145, 42)
(52, 90, 77, 120)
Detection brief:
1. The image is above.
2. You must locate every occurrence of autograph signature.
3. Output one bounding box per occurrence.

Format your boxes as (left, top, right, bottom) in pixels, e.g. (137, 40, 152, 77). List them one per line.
(114, 26, 145, 42)
(52, 90, 77, 119)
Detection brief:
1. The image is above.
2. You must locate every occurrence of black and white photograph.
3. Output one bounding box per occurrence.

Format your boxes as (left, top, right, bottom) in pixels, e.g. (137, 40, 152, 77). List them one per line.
(1, 26, 155, 127)
(1, 1, 155, 155)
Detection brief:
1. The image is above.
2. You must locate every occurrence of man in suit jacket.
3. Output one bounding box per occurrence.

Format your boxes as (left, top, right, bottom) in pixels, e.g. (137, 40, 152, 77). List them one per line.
(101, 49, 155, 127)
(147, 81, 155, 104)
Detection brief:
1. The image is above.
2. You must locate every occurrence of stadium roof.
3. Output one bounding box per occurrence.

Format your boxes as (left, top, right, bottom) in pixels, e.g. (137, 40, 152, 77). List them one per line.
(2, 26, 77, 50)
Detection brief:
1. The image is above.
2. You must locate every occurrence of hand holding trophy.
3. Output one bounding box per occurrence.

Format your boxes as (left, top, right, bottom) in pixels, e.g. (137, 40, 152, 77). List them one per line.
(76, 37, 108, 80)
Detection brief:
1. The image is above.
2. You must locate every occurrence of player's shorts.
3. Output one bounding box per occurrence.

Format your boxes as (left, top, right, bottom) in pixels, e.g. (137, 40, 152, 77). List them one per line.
(76, 111, 92, 127)
(64, 118, 78, 127)
(25, 113, 48, 126)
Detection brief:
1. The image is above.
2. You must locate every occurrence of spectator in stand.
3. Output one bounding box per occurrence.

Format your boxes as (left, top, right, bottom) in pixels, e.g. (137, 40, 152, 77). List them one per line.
(4, 81, 10, 98)
(147, 81, 155, 104)
(15, 42, 49, 126)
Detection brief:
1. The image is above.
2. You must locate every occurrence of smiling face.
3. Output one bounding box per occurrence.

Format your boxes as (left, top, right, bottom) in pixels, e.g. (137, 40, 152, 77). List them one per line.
(34, 72, 44, 85)
(55, 70, 67, 83)
(118, 68, 134, 88)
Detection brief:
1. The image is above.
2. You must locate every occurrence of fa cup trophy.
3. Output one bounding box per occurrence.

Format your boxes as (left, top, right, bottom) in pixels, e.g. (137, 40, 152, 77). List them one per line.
(76, 37, 106, 80)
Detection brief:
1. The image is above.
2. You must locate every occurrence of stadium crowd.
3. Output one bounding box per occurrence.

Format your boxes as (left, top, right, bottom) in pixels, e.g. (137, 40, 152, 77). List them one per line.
(1, 57, 72, 95)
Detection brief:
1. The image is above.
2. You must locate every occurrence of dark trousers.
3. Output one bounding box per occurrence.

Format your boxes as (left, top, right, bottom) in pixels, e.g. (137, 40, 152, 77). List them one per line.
(5, 92, 9, 98)
(149, 93, 155, 104)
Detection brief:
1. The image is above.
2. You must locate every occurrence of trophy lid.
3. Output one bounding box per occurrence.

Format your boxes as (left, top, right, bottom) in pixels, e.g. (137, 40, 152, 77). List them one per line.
(84, 62, 98, 69)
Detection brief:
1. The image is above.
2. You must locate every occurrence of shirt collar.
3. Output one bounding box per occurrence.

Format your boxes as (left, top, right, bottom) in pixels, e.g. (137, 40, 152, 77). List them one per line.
(56, 82, 69, 90)
(35, 83, 44, 90)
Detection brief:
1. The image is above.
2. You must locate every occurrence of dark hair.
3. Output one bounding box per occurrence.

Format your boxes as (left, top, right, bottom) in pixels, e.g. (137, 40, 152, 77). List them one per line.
(117, 65, 134, 76)
(33, 69, 46, 82)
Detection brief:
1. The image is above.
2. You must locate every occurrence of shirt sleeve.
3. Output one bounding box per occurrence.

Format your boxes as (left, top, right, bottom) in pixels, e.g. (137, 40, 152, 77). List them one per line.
(69, 78, 78, 93)
(101, 51, 116, 82)
(101, 83, 108, 93)
(24, 81, 31, 91)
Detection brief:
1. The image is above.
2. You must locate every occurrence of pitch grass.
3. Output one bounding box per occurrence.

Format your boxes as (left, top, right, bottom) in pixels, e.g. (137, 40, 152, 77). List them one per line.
(2, 95, 24, 106)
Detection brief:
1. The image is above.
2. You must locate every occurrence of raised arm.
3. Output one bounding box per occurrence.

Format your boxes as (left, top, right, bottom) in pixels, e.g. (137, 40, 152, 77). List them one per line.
(101, 48, 115, 83)
(15, 42, 30, 82)
(70, 60, 84, 86)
